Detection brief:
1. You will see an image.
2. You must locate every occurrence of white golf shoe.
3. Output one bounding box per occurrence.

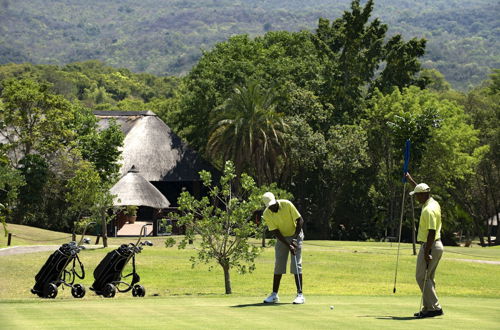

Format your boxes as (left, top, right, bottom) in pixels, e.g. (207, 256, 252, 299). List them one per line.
(292, 293, 305, 304)
(263, 292, 279, 303)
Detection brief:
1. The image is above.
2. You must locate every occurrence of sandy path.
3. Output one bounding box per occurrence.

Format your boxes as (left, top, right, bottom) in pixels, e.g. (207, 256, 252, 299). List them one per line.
(0, 245, 101, 256)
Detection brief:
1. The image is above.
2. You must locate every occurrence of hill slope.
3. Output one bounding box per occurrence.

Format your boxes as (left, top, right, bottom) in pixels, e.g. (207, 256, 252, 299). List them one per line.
(0, 0, 498, 89)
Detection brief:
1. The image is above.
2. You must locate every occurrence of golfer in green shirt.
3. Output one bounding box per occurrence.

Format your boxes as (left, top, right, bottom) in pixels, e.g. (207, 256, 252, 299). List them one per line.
(261, 192, 305, 304)
(406, 173, 444, 318)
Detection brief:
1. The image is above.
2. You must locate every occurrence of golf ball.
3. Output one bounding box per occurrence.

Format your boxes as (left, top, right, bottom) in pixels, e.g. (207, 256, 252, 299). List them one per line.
(330, 306, 334, 309)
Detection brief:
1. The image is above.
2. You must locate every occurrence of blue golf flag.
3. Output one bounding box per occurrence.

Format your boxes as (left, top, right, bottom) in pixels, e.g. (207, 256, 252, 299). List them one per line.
(402, 140, 410, 182)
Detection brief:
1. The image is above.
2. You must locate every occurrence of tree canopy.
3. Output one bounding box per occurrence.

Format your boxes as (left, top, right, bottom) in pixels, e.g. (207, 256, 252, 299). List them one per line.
(0, 0, 496, 245)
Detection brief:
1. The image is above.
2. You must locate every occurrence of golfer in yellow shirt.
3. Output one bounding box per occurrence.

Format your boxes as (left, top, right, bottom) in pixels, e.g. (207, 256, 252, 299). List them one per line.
(261, 192, 305, 304)
(406, 173, 444, 318)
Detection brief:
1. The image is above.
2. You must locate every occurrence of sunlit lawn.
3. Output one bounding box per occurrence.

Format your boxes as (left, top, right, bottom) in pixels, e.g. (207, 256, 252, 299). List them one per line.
(1, 224, 499, 329)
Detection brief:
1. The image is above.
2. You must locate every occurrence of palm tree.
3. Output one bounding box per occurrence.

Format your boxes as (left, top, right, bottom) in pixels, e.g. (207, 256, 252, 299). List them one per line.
(207, 81, 287, 185)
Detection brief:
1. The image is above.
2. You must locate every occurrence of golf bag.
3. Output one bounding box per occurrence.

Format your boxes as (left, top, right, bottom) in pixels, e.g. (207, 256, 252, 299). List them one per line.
(90, 225, 152, 298)
(31, 222, 94, 299)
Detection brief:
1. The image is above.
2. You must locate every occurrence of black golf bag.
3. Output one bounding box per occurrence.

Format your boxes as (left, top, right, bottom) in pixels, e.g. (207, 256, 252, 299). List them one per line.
(31, 222, 94, 298)
(90, 225, 152, 298)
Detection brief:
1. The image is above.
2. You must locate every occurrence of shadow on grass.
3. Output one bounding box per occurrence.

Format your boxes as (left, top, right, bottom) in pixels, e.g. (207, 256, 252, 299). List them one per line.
(358, 315, 416, 321)
(231, 303, 291, 308)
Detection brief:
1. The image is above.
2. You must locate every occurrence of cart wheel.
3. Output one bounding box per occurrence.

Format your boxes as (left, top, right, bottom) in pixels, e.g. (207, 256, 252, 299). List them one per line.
(71, 284, 86, 298)
(103, 283, 116, 298)
(31, 289, 44, 298)
(132, 284, 146, 297)
(43, 282, 58, 299)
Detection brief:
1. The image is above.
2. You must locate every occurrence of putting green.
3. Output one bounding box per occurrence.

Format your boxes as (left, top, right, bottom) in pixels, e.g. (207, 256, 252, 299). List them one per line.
(0, 295, 499, 329)
(1, 227, 499, 329)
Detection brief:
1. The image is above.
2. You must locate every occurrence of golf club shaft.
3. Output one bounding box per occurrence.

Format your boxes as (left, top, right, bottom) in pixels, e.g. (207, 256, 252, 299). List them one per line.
(419, 265, 429, 313)
(294, 254, 302, 293)
(393, 183, 407, 293)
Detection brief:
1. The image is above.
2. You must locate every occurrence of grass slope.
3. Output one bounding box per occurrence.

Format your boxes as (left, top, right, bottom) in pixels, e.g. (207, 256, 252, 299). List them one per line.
(1, 225, 499, 329)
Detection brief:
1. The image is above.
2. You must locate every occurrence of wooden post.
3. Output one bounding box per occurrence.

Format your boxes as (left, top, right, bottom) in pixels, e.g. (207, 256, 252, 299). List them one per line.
(153, 209, 159, 237)
(7, 233, 12, 246)
(101, 213, 108, 248)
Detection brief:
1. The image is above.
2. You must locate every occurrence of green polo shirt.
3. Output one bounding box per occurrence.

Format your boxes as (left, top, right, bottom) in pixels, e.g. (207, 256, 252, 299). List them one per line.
(417, 197, 442, 242)
(262, 200, 301, 237)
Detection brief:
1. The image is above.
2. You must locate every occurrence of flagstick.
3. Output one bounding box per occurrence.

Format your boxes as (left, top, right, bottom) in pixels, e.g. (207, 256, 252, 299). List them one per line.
(393, 182, 407, 293)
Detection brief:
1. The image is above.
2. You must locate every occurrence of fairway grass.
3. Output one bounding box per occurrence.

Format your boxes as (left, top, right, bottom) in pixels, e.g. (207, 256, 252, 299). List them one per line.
(1, 296, 499, 329)
(1, 224, 499, 329)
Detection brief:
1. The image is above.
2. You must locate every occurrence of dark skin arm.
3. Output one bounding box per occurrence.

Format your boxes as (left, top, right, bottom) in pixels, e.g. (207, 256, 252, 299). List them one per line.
(270, 216, 304, 255)
(405, 172, 417, 188)
(294, 216, 304, 238)
(424, 229, 435, 264)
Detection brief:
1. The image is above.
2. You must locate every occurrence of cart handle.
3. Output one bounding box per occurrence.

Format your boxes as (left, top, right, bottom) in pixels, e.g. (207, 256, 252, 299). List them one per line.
(134, 224, 148, 246)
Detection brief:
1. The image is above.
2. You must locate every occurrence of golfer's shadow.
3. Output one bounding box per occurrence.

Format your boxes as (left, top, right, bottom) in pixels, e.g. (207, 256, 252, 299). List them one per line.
(231, 303, 290, 308)
(359, 315, 415, 321)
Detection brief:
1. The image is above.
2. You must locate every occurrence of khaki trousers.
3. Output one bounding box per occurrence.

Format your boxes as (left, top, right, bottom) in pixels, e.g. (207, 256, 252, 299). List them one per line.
(416, 240, 444, 311)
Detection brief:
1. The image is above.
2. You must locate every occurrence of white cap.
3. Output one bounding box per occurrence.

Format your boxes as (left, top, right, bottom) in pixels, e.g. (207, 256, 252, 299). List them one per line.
(409, 183, 430, 195)
(262, 192, 277, 207)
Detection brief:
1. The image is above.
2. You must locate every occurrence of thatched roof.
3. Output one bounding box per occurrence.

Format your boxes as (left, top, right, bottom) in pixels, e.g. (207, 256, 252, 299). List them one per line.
(110, 166, 170, 208)
(94, 110, 217, 182)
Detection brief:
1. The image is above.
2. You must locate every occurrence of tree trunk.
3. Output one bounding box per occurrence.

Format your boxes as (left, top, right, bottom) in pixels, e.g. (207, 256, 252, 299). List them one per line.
(496, 213, 500, 245)
(223, 264, 231, 294)
(481, 174, 492, 246)
(473, 216, 485, 246)
(485, 169, 499, 245)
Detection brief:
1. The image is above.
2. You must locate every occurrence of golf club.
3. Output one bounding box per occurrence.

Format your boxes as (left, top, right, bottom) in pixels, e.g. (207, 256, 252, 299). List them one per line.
(417, 260, 430, 318)
(291, 238, 302, 293)
(294, 253, 302, 293)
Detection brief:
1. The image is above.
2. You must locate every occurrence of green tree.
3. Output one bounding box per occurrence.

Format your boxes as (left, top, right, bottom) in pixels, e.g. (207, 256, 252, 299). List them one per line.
(364, 86, 481, 242)
(66, 160, 117, 247)
(0, 78, 123, 231)
(172, 161, 268, 294)
(362, 87, 441, 238)
(75, 109, 123, 182)
(176, 31, 323, 153)
(314, 0, 426, 122)
(0, 78, 78, 165)
(284, 119, 370, 239)
(419, 69, 451, 93)
(444, 71, 500, 245)
(0, 152, 24, 235)
(207, 81, 287, 184)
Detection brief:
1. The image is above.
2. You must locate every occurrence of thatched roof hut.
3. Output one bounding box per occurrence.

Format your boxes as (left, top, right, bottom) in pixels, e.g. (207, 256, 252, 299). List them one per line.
(95, 110, 216, 182)
(110, 166, 170, 209)
(95, 110, 219, 211)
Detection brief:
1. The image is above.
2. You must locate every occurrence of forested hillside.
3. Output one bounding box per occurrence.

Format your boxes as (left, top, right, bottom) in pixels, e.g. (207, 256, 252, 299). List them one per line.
(1, 1, 498, 244)
(0, 0, 497, 90)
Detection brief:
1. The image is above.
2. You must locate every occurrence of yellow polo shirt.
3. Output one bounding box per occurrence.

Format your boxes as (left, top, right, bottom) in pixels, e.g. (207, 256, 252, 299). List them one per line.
(262, 200, 301, 237)
(417, 197, 442, 242)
